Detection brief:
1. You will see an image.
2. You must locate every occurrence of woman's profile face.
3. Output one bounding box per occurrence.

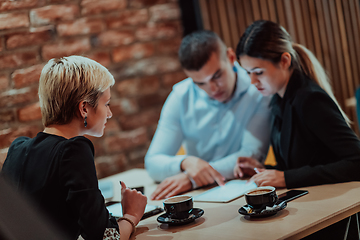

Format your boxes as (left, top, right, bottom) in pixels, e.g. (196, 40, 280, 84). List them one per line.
(86, 87, 112, 137)
(239, 55, 289, 97)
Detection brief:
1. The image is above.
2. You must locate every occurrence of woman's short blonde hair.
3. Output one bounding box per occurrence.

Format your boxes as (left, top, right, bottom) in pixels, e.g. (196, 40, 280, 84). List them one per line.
(38, 56, 115, 127)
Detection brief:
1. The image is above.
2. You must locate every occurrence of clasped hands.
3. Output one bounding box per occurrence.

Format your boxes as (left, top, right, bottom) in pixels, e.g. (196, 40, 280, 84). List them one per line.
(234, 157, 286, 188)
(150, 156, 225, 200)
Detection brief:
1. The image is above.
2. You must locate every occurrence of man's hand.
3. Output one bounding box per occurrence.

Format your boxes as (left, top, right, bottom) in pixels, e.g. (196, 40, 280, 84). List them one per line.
(234, 157, 264, 178)
(150, 173, 192, 200)
(249, 169, 286, 188)
(181, 156, 225, 187)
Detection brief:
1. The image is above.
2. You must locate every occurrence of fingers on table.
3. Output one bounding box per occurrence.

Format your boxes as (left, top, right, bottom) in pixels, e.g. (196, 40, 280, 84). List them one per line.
(234, 166, 243, 178)
(211, 170, 225, 186)
(152, 181, 177, 200)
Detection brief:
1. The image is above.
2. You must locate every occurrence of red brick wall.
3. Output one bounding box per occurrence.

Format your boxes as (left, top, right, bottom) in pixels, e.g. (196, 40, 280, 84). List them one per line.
(0, 0, 186, 178)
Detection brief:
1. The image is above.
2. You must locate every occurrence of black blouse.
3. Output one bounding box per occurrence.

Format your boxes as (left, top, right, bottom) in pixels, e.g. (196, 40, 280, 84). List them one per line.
(1, 132, 118, 240)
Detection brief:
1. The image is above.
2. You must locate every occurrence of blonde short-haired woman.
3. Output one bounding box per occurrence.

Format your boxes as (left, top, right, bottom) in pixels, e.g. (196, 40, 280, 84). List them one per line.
(2, 56, 147, 240)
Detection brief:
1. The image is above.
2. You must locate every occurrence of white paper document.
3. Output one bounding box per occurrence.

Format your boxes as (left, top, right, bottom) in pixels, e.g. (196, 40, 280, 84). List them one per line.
(193, 180, 257, 203)
(107, 203, 161, 218)
(98, 181, 114, 199)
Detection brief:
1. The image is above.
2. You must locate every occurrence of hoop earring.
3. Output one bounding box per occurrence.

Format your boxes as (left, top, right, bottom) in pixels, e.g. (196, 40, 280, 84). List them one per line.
(84, 116, 87, 128)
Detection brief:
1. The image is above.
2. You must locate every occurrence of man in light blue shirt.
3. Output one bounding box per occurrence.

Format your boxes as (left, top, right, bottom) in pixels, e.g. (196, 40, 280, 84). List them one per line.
(145, 30, 271, 200)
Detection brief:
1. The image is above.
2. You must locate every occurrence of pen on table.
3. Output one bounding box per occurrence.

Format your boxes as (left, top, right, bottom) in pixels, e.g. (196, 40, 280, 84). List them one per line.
(254, 168, 260, 174)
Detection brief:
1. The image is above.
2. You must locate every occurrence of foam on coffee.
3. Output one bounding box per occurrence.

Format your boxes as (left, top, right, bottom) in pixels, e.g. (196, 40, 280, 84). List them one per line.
(247, 189, 272, 195)
(164, 196, 191, 203)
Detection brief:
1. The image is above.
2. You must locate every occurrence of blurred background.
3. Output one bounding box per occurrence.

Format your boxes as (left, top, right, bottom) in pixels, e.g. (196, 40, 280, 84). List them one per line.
(0, 0, 359, 179)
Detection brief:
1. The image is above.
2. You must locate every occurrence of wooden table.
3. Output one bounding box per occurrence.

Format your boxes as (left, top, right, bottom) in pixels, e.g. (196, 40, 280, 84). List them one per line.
(99, 169, 360, 240)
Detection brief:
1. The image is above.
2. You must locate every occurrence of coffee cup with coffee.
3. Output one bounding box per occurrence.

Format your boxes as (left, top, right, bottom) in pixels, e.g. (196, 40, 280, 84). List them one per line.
(163, 195, 193, 219)
(245, 186, 278, 211)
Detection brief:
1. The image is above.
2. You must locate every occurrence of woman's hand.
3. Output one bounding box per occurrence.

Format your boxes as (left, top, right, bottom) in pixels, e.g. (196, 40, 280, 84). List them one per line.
(249, 169, 286, 188)
(234, 157, 265, 178)
(120, 181, 147, 225)
(118, 181, 147, 239)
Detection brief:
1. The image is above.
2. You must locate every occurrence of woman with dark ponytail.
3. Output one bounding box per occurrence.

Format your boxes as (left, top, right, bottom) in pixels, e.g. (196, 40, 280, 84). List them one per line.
(234, 20, 360, 190)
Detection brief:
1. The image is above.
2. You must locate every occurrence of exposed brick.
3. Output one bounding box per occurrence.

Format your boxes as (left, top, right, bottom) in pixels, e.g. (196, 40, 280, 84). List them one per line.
(156, 37, 182, 54)
(49, 0, 73, 2)
(0, 125, 41, 149)
(0, 87, 38, 108)
(0, 0, 193, 174)
(0, 0, 44, 12)
(105, 127, 148, 153)
(150, 3, 180, 22)
(104, 118, 120, 135)
(0, 148, 8, 169)
(148, 124, 157, 138)
(12, 64, 44, 89)
(18, 102, 42, 122)
(81, 0, 126, 15)
(128, 147, 147, 162)
(0, 110, 15, 124)
(6, 26, 54, 49)
(117, 56, 181, 77)
(89, 137, 106, 157)
(95, 153, 127, 179)
(130, 0, 168, 8)
(112, 42, 155, 63)
(94, 30, 135, 47)
(42, 38, 91, 60)
(138, 92, 168, 108)
(108, 99, 138, 115)
(0, 75, 8, 91)
(106, 9, 148, 28)
(0, 51, 38, 70)
(57, 18, 105, 37)
(162, 71, 186, 88)
(132, 162, 145, 169)
(136, 21, 182, 41)
(0, 12, 29, 30)
(86, 51, 111, 67)
(118, 108, 161, 130)
(30, 4, 79, 26)
(116, 76, 160, 96)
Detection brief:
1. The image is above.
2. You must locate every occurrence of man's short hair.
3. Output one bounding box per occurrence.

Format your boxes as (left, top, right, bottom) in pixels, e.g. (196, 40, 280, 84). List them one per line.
(178, 30, 227, 71)
(38, 55, 115, 127)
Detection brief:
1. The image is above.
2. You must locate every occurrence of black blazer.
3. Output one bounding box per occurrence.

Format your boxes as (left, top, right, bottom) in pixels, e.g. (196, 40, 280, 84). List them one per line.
(2, 133, 118, 240)
(269, 70, 360, 188)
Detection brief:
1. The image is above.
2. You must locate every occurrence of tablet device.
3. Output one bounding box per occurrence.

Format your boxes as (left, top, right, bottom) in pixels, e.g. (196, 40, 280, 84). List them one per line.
(106, 202, 163, 220)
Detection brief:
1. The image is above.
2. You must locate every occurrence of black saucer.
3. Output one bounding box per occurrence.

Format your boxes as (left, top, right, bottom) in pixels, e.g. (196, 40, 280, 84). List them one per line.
(238, 200, 287, 218)
(157, 208, 204, 225)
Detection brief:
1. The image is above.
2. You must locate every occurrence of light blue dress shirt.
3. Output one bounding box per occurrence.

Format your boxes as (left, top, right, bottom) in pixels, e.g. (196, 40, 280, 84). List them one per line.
(145, 62, 271, 182)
